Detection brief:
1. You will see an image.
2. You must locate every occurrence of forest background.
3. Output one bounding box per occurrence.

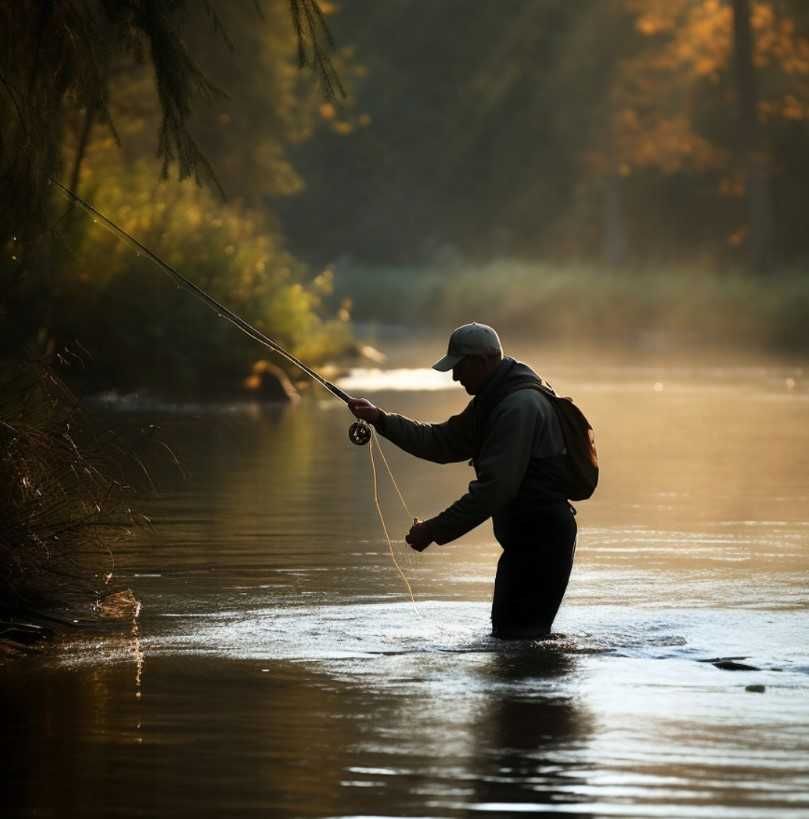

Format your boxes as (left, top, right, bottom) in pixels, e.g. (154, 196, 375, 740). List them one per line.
(4, 0, 809, 399)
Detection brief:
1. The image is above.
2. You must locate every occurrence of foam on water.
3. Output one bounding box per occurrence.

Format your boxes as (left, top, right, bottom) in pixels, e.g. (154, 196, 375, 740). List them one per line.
(53, 598, 808, 688)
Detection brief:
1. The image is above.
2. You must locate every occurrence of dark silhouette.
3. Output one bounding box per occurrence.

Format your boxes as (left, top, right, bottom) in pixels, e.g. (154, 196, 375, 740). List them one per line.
(349, 323, 591, 637)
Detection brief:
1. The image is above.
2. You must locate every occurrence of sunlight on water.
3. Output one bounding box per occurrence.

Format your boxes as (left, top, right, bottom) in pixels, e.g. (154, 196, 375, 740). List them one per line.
(338, 367, 455, 392)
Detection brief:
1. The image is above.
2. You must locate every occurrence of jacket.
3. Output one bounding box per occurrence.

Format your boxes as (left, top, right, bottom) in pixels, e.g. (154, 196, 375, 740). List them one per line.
(376, 357, 566, 545)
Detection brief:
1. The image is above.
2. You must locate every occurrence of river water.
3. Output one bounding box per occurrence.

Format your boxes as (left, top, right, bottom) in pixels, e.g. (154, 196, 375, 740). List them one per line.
(4, 340, 809, 818)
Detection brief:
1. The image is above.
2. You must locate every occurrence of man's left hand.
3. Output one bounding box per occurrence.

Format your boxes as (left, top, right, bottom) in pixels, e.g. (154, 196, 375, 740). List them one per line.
(406, 519, 435, 552)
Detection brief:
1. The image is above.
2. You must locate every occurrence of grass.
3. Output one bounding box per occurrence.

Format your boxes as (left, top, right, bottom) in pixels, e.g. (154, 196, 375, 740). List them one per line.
(0, 359, 151, 626)
(332, 259, 809, 353)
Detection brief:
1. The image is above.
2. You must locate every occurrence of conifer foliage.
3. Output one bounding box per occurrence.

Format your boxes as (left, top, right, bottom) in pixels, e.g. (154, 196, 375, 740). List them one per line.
(0, 0, 335, 248)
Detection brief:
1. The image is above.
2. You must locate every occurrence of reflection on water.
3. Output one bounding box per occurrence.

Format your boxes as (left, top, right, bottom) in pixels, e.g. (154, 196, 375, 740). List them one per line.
(463, 650, 593, 816)
(1, 649, 594, 819)
(3, 351, 809, 818)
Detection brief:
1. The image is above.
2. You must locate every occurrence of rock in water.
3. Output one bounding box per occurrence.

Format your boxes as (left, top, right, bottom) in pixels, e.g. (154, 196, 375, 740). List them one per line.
(713, 659, 760, 671)
(242, 360, 300, 402)
(698, 656, 761, 671)
(96, 589, 141, 620)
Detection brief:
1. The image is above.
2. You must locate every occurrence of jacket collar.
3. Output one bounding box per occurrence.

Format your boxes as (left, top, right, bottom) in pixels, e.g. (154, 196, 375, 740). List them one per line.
(473, 356, 517, 407)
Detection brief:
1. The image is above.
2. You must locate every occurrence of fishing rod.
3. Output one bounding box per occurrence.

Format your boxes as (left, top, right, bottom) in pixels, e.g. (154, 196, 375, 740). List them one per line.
(51, 178, 371, 445)
(52, 178, 422, 604)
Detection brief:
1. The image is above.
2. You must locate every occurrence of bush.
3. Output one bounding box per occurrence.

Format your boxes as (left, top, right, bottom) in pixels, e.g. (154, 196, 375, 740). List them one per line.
(13, 163, 354, 396)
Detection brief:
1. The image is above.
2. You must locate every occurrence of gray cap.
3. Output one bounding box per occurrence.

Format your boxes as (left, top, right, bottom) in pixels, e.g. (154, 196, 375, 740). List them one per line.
(432, 322, 503, 371)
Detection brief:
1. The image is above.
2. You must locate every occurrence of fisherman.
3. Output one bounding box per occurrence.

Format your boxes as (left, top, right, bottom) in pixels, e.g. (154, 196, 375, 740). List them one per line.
(348, 322, 579, 638)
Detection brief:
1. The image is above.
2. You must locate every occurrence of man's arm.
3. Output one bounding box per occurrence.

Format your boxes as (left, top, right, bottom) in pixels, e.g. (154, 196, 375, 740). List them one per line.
(348, 398, 474, 464)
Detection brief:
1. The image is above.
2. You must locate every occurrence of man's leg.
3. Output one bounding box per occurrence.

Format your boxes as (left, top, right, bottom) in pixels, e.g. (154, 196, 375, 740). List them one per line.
(491, 506, 577, 638)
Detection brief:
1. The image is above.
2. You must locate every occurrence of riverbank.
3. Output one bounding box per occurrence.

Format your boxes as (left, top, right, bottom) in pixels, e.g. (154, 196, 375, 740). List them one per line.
(0, 362, 152, 643)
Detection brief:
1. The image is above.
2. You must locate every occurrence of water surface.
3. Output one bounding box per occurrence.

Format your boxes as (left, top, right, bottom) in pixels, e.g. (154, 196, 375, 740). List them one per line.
(3, 344, 809, 818)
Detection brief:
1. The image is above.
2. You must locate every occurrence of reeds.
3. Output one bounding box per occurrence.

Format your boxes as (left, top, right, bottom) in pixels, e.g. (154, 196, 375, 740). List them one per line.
(0, 359, 150, 620)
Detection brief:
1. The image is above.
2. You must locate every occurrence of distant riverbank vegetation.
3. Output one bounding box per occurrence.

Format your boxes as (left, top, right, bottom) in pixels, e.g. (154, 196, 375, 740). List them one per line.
(334, 259, 809, 354)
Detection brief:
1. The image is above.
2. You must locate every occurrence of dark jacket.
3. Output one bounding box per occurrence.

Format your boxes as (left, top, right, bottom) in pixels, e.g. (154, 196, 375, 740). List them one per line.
(377, 357, 566, 545)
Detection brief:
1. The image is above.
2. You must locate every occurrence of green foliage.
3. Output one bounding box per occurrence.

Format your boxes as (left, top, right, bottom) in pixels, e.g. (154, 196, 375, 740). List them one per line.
(0, 0, 339, 246)
(44, 162, 352, 394)
(0, 0, 216, 246)
(0, 0, 350, 393)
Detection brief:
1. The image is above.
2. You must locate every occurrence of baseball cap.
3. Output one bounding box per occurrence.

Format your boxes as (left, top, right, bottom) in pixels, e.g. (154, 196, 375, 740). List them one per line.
(432, 322, 503, 371)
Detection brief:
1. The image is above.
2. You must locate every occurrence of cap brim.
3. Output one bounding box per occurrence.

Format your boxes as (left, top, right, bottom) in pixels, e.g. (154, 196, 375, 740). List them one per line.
(432, 353, 464, 372)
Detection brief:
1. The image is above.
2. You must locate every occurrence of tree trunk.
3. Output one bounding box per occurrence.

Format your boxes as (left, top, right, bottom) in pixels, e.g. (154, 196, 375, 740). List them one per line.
(731, 0, 772, 272)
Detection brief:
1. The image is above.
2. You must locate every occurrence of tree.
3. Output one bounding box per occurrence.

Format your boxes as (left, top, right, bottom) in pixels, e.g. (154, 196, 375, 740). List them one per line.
(0, 0, 336, 248)
(732, 0, 772, 271)
(607, 0, 809, 269)
(0, 0, 342, 366)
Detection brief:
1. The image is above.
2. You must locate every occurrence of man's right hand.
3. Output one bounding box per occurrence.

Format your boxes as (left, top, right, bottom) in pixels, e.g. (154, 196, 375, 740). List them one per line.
(347, 397, 383, 426)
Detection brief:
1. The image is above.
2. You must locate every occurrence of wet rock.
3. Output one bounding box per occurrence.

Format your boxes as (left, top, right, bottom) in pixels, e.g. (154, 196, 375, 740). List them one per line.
(745, 684, 766, 693)
(698, 656, 761, 671)
(0, 621, 49, 646)
(358, 344, 386, 364)
(713, 660, 760, 671)
(0, 620, 50, 659)
(242, 361, 299, 402)
(96, 589, 141, 620)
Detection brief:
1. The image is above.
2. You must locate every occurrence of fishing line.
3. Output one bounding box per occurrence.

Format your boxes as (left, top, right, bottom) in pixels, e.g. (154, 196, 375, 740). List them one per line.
(373, 431, 414, 521)
(368, 429, 418, 607)
(50, 179, 420, 602)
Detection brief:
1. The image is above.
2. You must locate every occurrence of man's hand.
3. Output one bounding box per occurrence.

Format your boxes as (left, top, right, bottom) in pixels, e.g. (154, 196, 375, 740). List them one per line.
(347, 397, 383, 426)
(406, 518, 435, 552)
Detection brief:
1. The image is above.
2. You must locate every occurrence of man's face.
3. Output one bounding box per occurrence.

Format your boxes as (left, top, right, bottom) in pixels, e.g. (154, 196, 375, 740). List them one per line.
(452, 356, 491, 395)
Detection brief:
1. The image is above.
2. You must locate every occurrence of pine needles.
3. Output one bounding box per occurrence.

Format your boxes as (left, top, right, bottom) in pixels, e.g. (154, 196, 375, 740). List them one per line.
(289, 0, 345, 100)
(0, 0, 342, 248)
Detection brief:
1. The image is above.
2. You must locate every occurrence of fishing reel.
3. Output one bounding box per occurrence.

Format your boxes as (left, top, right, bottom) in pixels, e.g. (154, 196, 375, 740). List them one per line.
(348, 420, 372, 446)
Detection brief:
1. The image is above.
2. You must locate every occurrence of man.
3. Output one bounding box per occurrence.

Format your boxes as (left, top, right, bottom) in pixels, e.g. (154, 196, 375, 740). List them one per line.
(348, 322, 578, 638)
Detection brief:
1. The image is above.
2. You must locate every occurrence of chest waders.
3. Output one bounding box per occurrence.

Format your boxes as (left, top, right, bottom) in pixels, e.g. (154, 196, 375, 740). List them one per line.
(471, 359, 578, 638)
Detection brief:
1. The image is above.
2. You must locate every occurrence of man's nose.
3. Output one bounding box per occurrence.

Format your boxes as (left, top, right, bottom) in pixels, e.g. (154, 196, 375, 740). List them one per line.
(452, 368, 460, 381)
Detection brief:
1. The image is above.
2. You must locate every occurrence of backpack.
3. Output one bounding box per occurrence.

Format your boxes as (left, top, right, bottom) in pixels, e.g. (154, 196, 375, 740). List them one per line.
(535, 386, 599, 501)
(472, 358, 599, 502)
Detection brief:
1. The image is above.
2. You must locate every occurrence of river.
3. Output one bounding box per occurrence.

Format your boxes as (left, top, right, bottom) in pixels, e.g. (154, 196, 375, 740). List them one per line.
(3, 339, 809, 818)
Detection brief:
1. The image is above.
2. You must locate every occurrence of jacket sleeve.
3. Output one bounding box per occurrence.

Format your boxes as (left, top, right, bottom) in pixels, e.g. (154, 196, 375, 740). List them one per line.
(430, 393, 536, 544)
(376, 403, 475, 464)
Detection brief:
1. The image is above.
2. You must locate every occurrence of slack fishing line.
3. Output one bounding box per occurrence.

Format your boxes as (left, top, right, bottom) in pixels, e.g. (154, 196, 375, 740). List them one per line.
(51, 179, 418, 605)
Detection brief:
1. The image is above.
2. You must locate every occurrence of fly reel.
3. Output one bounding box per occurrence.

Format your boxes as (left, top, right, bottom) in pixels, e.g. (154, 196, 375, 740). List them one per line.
(348, 420, 372, 446)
